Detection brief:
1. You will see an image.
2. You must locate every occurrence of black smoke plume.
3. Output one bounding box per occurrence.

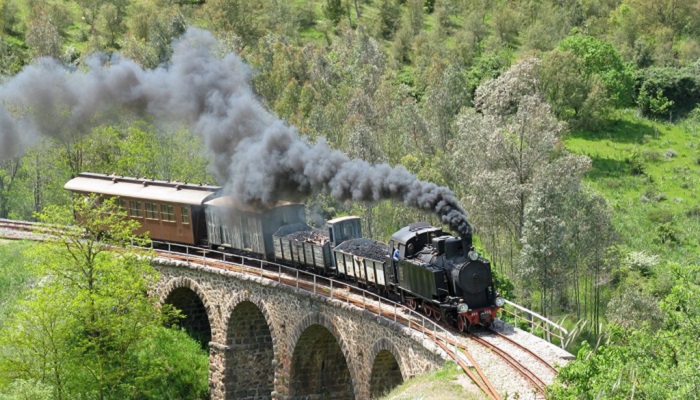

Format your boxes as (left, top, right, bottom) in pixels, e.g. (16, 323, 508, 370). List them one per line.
(0, 28, 471, 237)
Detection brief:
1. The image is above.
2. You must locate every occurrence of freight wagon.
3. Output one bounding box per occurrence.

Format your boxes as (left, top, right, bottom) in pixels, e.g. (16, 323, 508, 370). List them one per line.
(272, 216, 363, 274)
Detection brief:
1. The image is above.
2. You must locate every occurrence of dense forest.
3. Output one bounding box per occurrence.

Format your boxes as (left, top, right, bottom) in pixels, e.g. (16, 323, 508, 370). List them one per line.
(0, 0, 699, 398)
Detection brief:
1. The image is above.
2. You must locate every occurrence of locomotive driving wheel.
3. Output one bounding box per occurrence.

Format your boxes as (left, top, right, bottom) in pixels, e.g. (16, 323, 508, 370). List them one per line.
(457, 315, 469, 333)
(434, 309, 441, 322)
(425, 307, 432, 317)
(406, 298, 418, 311)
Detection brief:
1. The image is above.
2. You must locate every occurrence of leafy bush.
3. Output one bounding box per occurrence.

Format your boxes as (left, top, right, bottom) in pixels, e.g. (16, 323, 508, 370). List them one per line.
(492, 269, 515, 300)
(635, 67, 700, 118)
(624, 148, 646, 175)
(323, 0, 344, 25)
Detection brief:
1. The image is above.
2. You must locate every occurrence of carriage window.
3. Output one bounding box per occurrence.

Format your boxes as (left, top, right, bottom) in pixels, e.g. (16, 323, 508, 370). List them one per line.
(114, 198, 126, 212)
(129, 201, 143, 218)
(161, 204, 175, 222)
(180, 206, 190, 224)
(145, 202, 159, 220)
(343, 222, 357, 238)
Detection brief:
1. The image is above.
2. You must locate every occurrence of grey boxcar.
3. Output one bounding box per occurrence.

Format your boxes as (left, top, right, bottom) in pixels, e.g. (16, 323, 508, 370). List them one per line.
(205, 196, 306, 259)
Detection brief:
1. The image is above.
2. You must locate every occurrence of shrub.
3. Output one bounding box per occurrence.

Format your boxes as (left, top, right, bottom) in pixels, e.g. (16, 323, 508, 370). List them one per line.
(641, 149, 662, 162)
(635, 67, 700, 118)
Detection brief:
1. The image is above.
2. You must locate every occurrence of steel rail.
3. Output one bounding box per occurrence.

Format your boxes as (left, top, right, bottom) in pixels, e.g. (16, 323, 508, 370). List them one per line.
(468, 333, 548, 396)
(488, 328, 558, 375)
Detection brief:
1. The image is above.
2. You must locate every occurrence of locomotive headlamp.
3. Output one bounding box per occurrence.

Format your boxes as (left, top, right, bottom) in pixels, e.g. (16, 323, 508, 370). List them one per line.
(495, 297, 505, 307)
(457, 303, 469, 313)
(468, 250, 479, 261)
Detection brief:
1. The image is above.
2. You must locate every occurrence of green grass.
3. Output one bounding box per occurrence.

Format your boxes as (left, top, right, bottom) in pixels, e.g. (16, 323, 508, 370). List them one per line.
(568, 110, 700, 205)
(379, 362, 486, 400)
(565, 109, 700, 261)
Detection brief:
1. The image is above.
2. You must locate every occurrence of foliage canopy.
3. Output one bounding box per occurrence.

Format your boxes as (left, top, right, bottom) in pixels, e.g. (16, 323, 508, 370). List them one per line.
(0, 195, 209, 400)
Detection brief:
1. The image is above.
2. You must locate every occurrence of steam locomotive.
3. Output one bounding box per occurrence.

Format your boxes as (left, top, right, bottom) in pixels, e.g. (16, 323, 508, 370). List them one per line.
(65, 172, 503, 331)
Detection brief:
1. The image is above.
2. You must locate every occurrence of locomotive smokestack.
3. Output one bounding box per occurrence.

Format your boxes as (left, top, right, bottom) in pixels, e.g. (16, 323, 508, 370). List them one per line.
(462, 234, 472, 257)
(0, 28, 473, 237)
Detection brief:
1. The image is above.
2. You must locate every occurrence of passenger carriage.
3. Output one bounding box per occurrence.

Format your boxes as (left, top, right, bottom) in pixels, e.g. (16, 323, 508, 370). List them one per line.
(64, 172, 218, 246)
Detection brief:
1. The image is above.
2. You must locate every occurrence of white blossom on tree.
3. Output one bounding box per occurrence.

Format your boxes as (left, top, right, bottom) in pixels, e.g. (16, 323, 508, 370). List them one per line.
(453, 57, 615, 316)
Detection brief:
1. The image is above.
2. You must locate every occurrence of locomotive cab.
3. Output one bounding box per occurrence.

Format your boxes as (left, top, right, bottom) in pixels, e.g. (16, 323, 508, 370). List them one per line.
(389, 222, 444, 261)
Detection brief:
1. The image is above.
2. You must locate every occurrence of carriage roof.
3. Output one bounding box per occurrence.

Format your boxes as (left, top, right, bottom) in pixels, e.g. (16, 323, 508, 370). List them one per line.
(64, 172, 220, 206)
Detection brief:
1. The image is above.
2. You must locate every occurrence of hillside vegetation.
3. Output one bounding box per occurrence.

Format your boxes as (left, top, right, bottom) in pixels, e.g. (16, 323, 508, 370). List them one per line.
(0, 0, 699, 398)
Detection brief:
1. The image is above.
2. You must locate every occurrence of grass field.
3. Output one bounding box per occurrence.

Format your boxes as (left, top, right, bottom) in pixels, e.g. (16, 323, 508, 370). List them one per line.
(565, 109, 700, 261)
(379, 362, 485, 400)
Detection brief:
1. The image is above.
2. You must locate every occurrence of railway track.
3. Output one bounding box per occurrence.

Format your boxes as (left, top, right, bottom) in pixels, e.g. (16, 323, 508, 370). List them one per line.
(489, 329, 558, 375)
(0, 218, 64, 239)
(0, 219, 558, 400)
(468, 333, 548, 398)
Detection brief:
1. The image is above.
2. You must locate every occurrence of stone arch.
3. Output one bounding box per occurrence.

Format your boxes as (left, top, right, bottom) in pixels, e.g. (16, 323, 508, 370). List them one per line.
(222, 293, 277, 400)
(160, 277, 214, 347)
(287, 312, 357, 400)
(368, 339, 405, 398)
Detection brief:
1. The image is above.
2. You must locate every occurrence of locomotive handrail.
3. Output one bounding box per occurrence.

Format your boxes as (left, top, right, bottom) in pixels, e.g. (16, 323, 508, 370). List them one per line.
(499, 299, 569, 349)
(142, 240, 471, 372)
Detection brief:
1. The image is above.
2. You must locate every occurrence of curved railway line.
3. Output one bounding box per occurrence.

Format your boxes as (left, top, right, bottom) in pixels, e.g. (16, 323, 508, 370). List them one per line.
(468, 333, 551, 397)
(0, 218, 564, 400)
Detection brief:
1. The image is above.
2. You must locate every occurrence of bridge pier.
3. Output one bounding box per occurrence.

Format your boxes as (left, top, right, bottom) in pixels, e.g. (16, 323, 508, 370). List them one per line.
(208, 341, 230, 399)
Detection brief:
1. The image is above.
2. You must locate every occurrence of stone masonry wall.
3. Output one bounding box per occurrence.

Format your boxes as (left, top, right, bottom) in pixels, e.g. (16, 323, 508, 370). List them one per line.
(151, 257, 445, 400)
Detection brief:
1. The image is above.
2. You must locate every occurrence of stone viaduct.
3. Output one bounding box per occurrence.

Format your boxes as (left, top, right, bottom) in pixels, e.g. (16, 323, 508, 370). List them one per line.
(150, 257, 446, 400)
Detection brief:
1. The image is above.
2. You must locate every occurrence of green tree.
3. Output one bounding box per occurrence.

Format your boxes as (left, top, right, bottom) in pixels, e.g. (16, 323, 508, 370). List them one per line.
(0, 0, 19, 34)
(25, 13, 62, 59)
(0, 37, 26, 75)
(635, 66, 700, 118)
(489, 4, 521, 47)
(549, 263, 700, 399)
(0, 158, 19, 219)
(378, 0, 400, 39)
(5, 140, 70, 220)
(407, 0, 424, 34)
(421, 62, 469, 152)
(0, 195, 209, 399)
(540, 50, 611, 127)
(557, 34, 635, 107)
(198, 0, 258, 45)
(323, 0, 344, 25)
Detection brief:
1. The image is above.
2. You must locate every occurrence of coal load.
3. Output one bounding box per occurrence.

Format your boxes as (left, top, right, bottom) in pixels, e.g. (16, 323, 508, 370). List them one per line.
(273, 223, 334, 271)
(334, 238, 388, 262)
(283, 229, 328, 244)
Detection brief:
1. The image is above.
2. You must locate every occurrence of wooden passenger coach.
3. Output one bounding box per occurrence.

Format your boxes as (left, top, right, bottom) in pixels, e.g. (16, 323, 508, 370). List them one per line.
(64, 172, 220, 245)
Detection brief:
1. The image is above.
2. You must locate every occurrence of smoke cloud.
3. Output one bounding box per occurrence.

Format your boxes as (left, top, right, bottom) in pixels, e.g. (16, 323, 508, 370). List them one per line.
(0, 28, 471, 237)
